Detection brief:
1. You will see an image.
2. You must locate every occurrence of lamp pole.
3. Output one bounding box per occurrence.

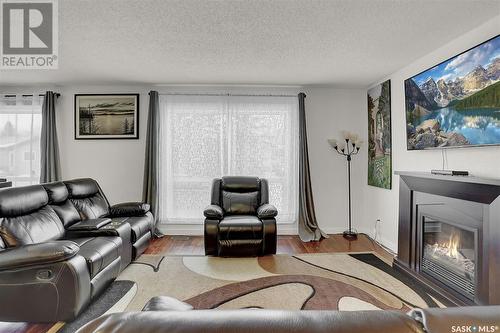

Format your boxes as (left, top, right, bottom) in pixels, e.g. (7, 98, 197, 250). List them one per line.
(328, 133, 361, 240)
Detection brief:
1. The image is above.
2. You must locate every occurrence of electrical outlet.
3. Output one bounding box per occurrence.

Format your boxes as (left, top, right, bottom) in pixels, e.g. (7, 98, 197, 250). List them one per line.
(374, 219, 381, 242)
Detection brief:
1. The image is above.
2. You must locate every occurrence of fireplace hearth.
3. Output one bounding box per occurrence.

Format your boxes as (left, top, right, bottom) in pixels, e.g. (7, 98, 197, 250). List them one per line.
(394, 171, 500, 305)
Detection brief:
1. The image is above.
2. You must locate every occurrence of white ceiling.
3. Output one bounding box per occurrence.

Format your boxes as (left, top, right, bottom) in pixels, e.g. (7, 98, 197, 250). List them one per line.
(1, 0, 499, 87)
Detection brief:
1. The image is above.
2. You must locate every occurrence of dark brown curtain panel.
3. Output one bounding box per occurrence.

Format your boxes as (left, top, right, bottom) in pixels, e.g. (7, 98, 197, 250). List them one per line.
(40, 91, 61, 183)
(298, 93, 327, 242)
(143, 91, 163, 237)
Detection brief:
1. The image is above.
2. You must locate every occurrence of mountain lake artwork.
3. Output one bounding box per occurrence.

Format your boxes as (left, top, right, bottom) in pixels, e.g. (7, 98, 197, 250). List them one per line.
(405, 35, 500, 150)
(75, 94, 139, 139)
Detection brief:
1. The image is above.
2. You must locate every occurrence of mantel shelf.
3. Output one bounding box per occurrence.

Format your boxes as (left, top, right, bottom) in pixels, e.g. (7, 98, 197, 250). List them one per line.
(394, 171, 500, 187)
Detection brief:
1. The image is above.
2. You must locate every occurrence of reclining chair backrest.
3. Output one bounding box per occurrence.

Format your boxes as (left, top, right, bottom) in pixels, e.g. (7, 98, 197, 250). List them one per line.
(212, 176, 269, 216)
(43, 182, 82, 227)
(0, 185, 65, 247)
(64, 179, 110, 220)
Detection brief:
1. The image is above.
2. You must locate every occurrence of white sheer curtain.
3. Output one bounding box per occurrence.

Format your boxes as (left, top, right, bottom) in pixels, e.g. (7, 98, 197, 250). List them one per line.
(0, 94, 43, 186)
(158, 94, 299, 224)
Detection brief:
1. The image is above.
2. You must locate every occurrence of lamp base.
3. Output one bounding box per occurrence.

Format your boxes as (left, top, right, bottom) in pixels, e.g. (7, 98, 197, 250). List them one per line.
(343, 230, 358, 240)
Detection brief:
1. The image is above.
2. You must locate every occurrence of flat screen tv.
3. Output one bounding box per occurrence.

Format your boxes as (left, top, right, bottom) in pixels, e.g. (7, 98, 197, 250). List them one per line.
(405, 35, 500, 150)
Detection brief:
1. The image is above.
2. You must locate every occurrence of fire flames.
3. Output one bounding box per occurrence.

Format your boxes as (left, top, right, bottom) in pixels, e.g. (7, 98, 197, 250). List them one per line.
(426, 229, 475, 279)
(433, 231, 461, 259)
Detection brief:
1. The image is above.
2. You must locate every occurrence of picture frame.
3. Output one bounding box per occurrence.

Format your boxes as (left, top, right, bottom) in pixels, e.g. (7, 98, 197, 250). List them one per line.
(74, 94, 139, 140)
(367, 80, 392, 189)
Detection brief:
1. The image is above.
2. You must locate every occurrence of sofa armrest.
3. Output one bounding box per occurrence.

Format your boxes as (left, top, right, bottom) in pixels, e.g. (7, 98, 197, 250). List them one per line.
(257, 204, 278, 219)
(204, 205, 224, 219)
(409, 306, 500, 333)
(67, 218, 112, 231)
(110, 202, 151, 217)
(0, 241, 79, 271)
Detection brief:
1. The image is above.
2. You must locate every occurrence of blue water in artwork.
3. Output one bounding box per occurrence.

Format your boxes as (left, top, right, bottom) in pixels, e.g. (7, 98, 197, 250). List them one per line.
(413, 107, 500, 145)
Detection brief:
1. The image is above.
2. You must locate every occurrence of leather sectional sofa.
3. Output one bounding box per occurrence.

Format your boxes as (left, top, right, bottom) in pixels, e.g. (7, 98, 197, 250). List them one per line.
(0, 178, 154, 323)
(77, 296, 500, 333)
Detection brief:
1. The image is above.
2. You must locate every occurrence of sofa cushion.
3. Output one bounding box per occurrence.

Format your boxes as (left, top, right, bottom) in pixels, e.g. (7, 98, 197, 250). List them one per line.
(0, 206, 65, 247)
(110, 202, 150, 217)
(43, 182, 69, 204)
(70, 196, 109, 220)
(0, 185, 48, 217)
(43, 181, 82, 227)
(218, 215, 263, 240)
(221, 176, 260, 192)
(222, 191, 259, 215)
(113, 214, 152, 242)
(65, 179, 110, 219)
(65, 179, 101, 198)
(51, 201, 81, 227)
(69, 237, 121, 278)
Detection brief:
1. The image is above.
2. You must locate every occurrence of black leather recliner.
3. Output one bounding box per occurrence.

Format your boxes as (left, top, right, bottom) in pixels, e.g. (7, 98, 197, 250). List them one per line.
(204, 176, 277, 256)
(0, 178, 154, 323)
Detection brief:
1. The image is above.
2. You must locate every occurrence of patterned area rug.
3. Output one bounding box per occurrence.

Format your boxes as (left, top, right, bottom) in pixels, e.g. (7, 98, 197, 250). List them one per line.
(53, 252, 448, 332)
(115, 252, 447, 312)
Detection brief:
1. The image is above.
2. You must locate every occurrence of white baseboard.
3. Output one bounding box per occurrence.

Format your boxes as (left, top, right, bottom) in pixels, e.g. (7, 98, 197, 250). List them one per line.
(158, 224, 203, 235)
(377, 236, 397, 254)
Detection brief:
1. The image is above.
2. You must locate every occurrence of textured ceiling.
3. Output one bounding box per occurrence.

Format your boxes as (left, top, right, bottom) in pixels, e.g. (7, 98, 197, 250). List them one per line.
(1, 0, 499, 87)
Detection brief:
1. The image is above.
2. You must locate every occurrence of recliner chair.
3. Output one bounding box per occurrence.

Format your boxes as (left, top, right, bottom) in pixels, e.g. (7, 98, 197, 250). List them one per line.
(204, 176, 277, 256)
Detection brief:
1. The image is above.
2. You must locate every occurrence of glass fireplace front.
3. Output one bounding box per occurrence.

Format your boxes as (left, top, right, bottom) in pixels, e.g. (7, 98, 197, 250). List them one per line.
(421, 217, 476, 300)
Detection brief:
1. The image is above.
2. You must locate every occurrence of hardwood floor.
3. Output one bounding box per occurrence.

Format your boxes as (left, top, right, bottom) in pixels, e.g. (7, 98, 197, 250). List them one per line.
(145, 233, 394, 262)
(0, 233, 393, 333)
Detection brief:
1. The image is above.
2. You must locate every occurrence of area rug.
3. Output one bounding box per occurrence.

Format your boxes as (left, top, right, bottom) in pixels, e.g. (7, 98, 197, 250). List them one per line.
(117, 252, 447, 312)
(53, 252, 447, 332)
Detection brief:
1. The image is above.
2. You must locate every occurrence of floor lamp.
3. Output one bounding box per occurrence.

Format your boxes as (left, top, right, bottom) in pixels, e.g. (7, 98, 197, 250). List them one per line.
(328, 132, 362, 240)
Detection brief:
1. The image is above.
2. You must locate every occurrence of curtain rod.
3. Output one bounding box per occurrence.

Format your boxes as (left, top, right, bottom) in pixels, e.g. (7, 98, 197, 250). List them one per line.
(3, 93, 61, 98)
(152, 92, 299, 97)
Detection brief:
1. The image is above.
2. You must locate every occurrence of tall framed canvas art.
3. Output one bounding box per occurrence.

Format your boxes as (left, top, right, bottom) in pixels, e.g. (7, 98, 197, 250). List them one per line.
(368, 80, 391, 189)
(75, 94, 139, 139)
(405, 35, 500, 150)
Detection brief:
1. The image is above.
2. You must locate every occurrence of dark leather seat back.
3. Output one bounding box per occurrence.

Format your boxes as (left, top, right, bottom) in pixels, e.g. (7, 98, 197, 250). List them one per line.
(0, 185, 65, 247)
(220, 176, 268, 215)
(77, 309, 425, 333)
(64, 179, 110, 220)
(43, 182, 81, 227)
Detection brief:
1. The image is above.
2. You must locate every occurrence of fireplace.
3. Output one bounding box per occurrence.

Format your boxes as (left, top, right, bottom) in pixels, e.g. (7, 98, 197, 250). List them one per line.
(421, 218, 477, 300)
(394, 171, 500, 305)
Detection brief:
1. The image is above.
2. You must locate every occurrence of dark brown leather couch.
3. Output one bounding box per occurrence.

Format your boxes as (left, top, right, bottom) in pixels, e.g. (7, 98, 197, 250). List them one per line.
(77, 296, 500, 333)
(204, 176, 277, 256)
(0, 178, 154, 322)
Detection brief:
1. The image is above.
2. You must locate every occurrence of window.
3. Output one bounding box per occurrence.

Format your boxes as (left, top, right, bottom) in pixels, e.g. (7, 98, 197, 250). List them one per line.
(159, 94, 299, 224)
(0, 94, 43, 186)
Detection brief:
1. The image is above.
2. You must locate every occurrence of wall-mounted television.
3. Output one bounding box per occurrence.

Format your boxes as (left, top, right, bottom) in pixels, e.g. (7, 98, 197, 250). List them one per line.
(405, 35, 500, 150)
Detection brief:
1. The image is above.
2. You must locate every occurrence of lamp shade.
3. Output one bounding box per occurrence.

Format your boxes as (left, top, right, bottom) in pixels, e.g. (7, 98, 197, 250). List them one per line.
(327, 138, 337, 148)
